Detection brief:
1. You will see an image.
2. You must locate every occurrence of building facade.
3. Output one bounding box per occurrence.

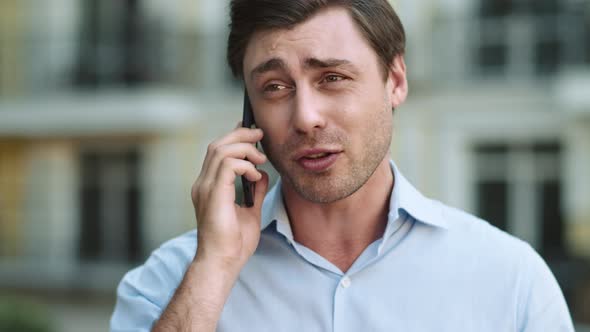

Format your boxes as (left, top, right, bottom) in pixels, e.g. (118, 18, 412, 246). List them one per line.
(0, 0, 589, 330)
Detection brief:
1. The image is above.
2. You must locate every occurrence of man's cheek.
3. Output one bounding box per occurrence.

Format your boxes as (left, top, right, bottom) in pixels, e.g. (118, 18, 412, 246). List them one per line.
(259, 134, 280, 160)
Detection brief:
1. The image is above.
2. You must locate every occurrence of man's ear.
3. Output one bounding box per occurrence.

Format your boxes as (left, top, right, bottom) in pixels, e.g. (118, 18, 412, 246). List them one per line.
(386, 54, 408, 109)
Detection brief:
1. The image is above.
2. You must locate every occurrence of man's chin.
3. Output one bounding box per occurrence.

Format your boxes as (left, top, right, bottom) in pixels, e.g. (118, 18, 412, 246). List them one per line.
(286, 176, 358, 204)
(293, 189, 343, 204)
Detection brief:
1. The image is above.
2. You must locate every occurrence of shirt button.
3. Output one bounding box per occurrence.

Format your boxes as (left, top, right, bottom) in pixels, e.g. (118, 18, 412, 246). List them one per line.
(340, 276, 352, 288)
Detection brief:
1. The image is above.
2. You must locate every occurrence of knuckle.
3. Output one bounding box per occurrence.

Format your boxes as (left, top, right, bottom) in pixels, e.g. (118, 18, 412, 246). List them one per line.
(207, 142, 219, 154)
(197, 184, 209, 199)
(191, 183, 198, 197)
(216, 144, 230, 156)
(191, 182, 201, 199)
(220, 157, 235, 169)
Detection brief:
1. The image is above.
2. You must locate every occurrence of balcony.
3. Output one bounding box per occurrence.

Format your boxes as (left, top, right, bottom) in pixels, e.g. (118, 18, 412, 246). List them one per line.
(430, 9, 590, 83)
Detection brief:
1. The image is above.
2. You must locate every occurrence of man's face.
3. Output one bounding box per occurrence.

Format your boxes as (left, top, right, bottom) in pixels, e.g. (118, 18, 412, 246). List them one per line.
(242, 7, 407, 203)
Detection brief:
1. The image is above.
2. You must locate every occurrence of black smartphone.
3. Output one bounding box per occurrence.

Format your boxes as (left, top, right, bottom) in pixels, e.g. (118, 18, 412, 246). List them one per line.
(241, 90, 256, 207)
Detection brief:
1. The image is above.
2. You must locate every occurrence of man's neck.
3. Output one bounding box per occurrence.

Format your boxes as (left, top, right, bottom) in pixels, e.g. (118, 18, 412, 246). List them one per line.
(281, 158, 394, 273)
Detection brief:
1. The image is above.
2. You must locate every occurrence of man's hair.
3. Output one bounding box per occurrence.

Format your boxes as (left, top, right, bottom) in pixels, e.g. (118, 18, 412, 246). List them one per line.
(227, 0, 406, 80)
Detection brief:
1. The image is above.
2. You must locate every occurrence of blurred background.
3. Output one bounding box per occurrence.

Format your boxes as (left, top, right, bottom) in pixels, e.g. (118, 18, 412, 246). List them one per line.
(0, 0, 589, 331)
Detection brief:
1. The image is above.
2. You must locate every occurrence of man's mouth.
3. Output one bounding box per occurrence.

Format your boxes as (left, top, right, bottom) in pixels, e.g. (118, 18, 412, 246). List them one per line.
(295, 149, 342, 172)
(303, 152, 331, 159)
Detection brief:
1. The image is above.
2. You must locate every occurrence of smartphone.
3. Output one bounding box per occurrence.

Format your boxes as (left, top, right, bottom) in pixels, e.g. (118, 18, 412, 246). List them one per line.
(241, 90, 256, 207)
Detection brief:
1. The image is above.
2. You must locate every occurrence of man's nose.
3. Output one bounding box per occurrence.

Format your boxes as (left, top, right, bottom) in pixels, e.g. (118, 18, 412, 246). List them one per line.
(290, 85, 327, 135)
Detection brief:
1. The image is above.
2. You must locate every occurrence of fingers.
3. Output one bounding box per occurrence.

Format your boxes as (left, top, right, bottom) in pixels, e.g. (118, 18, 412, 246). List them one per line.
(194, 157, 261, 210)
(207, 128, 263, 158)
(252, 171, 269, 212)
(201, 127, 264, 176)
(207, 143, 266, 179)
(201, 157, 262, 210)
(193, 126, 267, 213)
(215, 158, 262, 187)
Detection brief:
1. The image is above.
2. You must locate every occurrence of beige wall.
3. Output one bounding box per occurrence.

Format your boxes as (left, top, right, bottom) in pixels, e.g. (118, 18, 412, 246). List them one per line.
(0, 0, 24, 96)
(0, 140, 27, 257)
(564, 119, 590, 258)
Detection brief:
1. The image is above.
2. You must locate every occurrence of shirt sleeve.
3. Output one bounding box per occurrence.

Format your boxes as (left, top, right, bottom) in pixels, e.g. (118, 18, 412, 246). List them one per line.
(110, 232, 196, 332)
(518, 244, 575, 332)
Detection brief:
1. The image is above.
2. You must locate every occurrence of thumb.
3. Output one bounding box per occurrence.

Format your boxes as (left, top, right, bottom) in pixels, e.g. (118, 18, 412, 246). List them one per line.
(252, 170, 270, 213)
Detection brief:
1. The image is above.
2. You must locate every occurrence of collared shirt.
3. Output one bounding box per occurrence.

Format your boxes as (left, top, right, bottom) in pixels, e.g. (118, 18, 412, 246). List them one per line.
(110, 161, 574, 332)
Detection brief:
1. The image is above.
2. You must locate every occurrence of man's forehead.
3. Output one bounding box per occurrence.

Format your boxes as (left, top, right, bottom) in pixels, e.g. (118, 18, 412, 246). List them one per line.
(248, 26, 327, 62)
(253, 7, 352, 47)
(243, 7, 372, 76)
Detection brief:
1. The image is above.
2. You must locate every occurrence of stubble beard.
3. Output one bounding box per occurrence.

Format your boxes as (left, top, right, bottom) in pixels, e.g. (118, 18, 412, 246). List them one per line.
(261, 104, 393, 204)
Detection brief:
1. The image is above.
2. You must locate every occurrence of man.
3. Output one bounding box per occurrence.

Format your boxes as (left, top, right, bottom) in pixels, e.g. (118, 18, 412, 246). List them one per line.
(111, 0, 574, 331)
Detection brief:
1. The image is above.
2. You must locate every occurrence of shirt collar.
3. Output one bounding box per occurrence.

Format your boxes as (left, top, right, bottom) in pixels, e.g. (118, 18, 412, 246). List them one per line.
(389, 160, 449, 229)
(260, 160, 449, 234)
(260, 181, 287, 231)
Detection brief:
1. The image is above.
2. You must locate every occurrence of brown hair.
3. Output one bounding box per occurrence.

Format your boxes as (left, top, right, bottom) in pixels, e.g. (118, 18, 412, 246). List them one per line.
(227, 0, 406, 80)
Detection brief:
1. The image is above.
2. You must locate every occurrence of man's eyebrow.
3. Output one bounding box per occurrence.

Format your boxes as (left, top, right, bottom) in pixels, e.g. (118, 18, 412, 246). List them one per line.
(250, 57, 358, 81)
(304, 58, 354, 69)
(250, 58, 288, 80)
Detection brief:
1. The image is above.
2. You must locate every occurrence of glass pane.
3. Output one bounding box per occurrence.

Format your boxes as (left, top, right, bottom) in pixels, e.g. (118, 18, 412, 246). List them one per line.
(74, 0, 154, 87)
(533, 142, 560, 154)
(535, 40, 561, 74)
(79, 152, 102, 261)
(79, 187, 102, 261)
(475, 143, 509, 154)
(478, 44, 508, 70)
(479, 0, 514, 17)
(528, 0, 561, 15)
(78, 149, 142, 263)
(476, 181, 508, 231)
(539, 183, 564, 257)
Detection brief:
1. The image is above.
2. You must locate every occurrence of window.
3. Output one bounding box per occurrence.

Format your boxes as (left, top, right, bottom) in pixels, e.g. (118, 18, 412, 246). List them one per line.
(73, 0, 161, 87)
(535, 39, 561, 74)
(479, 0, 514, 18)
(479, 0, 562, 18)
(78, 148, 142, 263)
(474, 142, 563, 257)
(474, 0, 585, 77)
(475, 144, 509, 231)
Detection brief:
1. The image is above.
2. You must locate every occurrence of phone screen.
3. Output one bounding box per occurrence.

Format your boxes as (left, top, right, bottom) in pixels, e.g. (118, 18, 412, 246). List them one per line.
(241, 90, 256, 207)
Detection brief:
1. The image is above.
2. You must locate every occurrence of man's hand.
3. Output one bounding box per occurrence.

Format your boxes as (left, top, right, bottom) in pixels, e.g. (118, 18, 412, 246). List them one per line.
(191, 125, 269, 267)
(152, 126, 269, 332)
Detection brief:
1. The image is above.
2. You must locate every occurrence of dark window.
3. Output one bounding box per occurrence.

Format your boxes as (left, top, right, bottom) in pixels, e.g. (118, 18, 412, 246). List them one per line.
(74, 0, 159, 87)
(534, 12, 561, 75)
(533, 141, 560, 154)
(528, 0, 561, 15)
(535, 40, 561, 74)
(539, 180, 563, 257)
(79, 148, 142, 263)
(474, 0, 586, 76)
(475, 143, 510, 155)
(475, 143, 509, 231)
(479, 0, 514, 18)
(478, 44, 508, 70)
(474, 142, 564, 256)
(535, 143, 563, 257)
(476, 181, 509, 231)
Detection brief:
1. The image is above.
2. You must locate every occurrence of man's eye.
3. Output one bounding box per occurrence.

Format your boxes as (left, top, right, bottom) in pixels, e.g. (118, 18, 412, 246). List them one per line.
(323, 74, 345, 83)
(264, 84, 287, 92)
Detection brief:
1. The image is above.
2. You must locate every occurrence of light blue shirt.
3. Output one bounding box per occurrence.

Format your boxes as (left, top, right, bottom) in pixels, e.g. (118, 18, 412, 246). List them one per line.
(111, 161, 574, 331)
